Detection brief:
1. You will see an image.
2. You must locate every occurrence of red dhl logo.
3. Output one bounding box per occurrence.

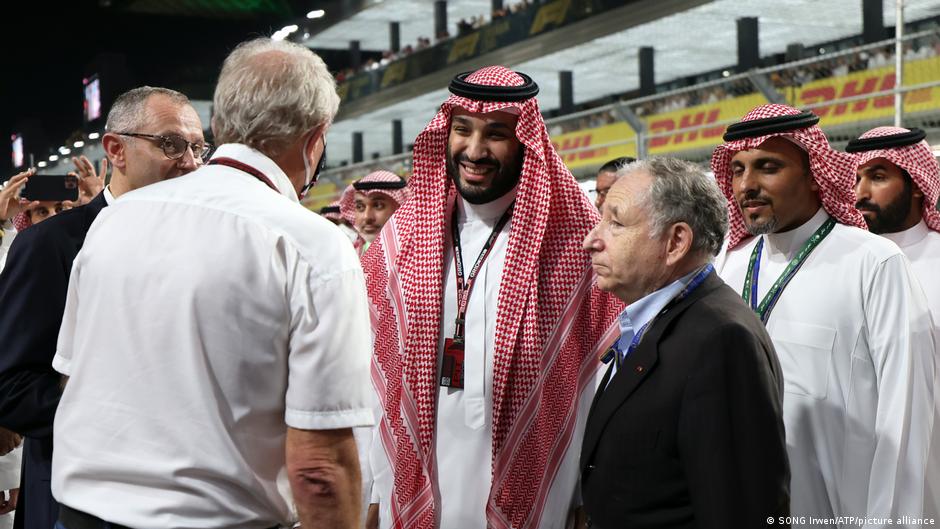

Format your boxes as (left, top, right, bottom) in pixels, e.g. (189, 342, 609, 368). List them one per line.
(648, 108, 724, 148)
(551, 135, 609, 163)
(799, 72, 934, 116)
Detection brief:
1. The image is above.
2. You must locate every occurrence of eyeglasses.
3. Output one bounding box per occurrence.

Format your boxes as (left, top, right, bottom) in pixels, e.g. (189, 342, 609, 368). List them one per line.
(116, 132, 212, 162)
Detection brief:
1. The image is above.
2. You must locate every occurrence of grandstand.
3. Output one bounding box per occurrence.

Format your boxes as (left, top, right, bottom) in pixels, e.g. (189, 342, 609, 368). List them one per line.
(13, 0, 940, 212)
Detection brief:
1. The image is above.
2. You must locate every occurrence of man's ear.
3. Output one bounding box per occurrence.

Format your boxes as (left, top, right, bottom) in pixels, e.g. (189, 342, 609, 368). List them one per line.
(305, 125, 328, 159)
(664, 222, 694, 267)
(807, 172, 820, 193)
(101, 133, 126, 172)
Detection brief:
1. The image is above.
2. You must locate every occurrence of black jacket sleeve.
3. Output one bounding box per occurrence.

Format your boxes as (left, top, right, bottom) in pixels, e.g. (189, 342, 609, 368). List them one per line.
(0, 226, 71, 437)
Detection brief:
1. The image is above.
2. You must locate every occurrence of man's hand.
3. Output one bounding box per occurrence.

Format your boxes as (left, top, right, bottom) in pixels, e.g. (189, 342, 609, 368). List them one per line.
(0, 428, 21, 456)
(366, 503, 379, 529)
(0, 170, 39, 223)
(69, 155, 107, 206)
(287, 427, 361, 529)
(0, 489, 18, 515)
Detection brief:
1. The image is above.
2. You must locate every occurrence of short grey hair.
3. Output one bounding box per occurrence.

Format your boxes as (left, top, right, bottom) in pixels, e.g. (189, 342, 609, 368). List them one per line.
(620, 157, 728, 257)
(212, 38, 340, 157)
(106, 86, 191, 133)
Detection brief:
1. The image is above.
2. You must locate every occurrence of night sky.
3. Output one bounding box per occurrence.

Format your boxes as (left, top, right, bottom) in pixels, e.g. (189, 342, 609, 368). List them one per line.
(0, 1, 295, 177)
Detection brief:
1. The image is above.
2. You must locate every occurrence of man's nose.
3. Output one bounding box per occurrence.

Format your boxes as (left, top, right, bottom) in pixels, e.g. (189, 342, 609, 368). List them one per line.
(854, 176, 871, 200)
(177, 147, 199, 171)
(464, 134, 489, 161)
(583, 225, 601, 252)
(735, 167, 759, 194)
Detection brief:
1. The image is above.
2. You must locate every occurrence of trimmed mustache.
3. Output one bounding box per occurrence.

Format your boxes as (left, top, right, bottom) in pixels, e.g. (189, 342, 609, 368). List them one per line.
(454, 153, 499, 169)
(855, 199, 880, 213)
(738, 190, 773, 208)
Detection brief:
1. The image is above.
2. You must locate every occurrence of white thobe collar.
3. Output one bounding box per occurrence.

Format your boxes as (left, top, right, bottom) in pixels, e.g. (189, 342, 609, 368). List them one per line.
(209, 144, 299, 203)
(882, 219, 930, 249)
(764, 207, 828, 259)
(456, 186, 518, 225)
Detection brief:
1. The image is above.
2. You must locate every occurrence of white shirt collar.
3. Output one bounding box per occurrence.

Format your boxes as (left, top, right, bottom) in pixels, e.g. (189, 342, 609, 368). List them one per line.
(618, 272, 688, 340)
(882, 219, 929, 249)
(103, 185, 116, 205)
(209, 144, 299, 203)
(765, 207, 828, 258)
(456, 186, 518, 224)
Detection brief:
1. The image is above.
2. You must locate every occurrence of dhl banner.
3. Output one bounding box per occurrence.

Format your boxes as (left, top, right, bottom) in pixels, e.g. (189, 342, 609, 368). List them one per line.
(794, 57, 939, 125)
(551, 56, 940, 170)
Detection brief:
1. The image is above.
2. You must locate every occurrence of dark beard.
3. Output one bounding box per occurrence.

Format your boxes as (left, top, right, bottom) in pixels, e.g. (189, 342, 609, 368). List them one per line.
(856, 178, 914, 234)
(446, 145, 523, 205)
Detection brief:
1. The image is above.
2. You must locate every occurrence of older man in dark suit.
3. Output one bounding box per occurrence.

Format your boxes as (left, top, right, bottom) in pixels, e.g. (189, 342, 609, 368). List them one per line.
(580, 157, 789, 529)
(0, 86, 205, 529)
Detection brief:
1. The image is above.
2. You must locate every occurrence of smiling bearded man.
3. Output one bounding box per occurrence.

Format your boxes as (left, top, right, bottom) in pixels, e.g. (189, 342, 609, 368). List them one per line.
(361, 66, 622, 529)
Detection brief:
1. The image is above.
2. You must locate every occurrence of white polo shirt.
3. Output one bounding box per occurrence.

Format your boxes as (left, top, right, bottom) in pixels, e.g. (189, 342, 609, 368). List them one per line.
(52, 144, 374, 529)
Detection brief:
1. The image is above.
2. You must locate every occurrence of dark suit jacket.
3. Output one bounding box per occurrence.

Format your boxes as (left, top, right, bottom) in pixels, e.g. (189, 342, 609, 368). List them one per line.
(580, 272, 789, 529)
(0, 192, 107, 529)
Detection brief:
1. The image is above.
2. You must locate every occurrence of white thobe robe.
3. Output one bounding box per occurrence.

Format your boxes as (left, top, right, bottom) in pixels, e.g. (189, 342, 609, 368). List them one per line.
(883, 220, 940, 332)
(370, 189, 593, 529)
(716, 208, 939, 528)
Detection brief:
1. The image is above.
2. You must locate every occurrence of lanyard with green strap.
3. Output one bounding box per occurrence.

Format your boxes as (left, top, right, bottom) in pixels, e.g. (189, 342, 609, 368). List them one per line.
(742, 217, 836, 323)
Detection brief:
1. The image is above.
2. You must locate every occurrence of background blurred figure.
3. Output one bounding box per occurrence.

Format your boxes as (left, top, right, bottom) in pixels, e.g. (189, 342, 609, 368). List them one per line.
(848, 126, 940, 329)
(319, 200, 357, 242)
(0, 86, 203, 529)
(50, 38, 371, 529)
(340, 170, 410, 256)
(0, 170, 39, 269)
(593, 156, 635, 210)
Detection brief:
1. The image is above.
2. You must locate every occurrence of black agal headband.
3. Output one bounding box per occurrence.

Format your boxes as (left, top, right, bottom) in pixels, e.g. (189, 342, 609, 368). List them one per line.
(353, 179, 408, 191)
(448, 71, 540, 102)
(723, 111, 820, 142)
(319, 205, 341, 215)
(845, 128, 927, 153)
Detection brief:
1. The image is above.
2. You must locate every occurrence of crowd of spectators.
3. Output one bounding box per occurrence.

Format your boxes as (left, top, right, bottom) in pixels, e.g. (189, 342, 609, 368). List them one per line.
(549, 30, 940, 139)
(333, 0, 540, 84)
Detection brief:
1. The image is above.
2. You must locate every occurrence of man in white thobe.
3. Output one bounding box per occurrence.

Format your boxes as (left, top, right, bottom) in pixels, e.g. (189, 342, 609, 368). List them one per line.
(848, 126, 940, 330)
(363, 66, 622, 529)
(712, 104, 939, 528)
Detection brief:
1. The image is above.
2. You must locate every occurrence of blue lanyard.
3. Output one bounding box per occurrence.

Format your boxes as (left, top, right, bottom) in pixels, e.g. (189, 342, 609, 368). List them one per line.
(602, 263, 714, 367)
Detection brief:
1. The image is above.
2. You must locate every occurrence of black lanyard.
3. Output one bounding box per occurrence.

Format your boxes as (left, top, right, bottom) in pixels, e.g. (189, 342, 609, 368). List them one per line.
(208, 157, 278, 192)
(449, 202, 514, 343)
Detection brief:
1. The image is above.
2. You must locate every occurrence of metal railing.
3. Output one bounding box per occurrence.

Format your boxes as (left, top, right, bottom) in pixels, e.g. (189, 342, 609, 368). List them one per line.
(310, 23, 940, 206)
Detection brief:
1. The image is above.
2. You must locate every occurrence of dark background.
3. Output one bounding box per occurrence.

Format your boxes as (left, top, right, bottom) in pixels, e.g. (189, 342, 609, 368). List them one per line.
(0, 0, 366, 177)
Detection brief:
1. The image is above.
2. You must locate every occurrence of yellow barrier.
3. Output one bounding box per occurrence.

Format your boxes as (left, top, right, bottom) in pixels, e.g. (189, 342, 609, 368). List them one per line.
(549, 56, 940, 170)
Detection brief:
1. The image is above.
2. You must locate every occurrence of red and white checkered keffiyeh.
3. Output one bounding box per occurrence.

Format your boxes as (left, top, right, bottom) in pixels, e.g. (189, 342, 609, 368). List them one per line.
(338, 183, 356, 225)
(11, 211, 30, 232)
(336, 183, 365, 254)
(711, 104, 866, 249)
(362, 66, 621, 529)
(339, 170, 412, 219)
(321, 199, 344, 223)
(852, 126, 940, 232)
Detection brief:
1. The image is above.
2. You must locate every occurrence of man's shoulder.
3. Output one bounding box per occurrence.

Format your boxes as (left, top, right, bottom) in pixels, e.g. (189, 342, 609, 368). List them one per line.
(112, 172, 359, 274)
(922, 229, 940, 246)
(826, 222, 903, 262)
(686, 277, 758, 326)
